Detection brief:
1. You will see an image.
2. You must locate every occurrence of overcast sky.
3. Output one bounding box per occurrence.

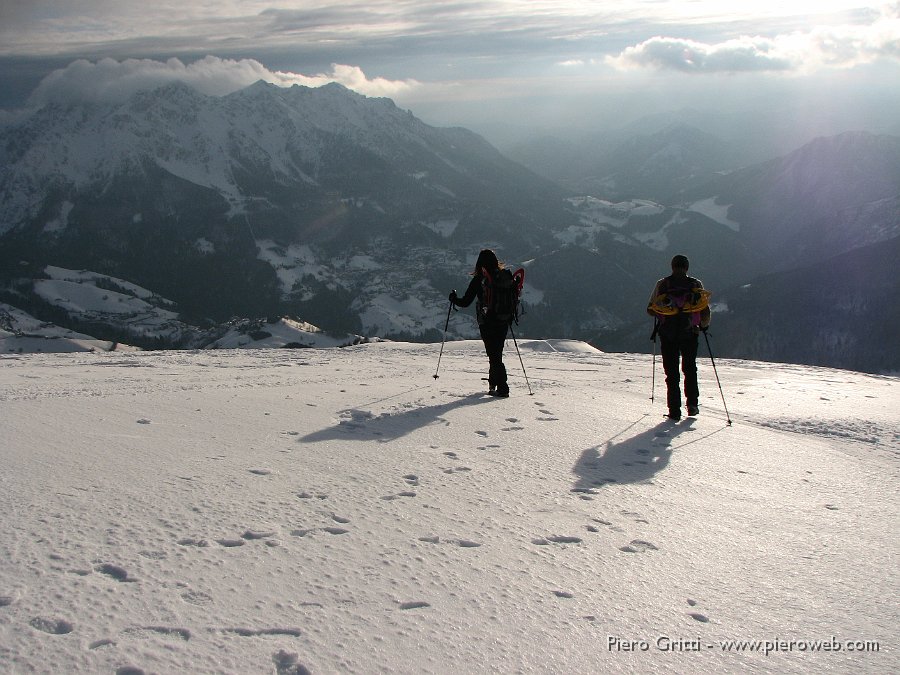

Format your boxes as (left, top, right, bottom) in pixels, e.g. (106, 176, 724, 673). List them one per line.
(1, 1, 898, 144)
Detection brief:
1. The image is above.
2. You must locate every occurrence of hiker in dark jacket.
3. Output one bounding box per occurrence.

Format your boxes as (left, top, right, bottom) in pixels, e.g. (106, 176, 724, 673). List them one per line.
(648, 254, 711, 420)
(449, 248, 510, 397)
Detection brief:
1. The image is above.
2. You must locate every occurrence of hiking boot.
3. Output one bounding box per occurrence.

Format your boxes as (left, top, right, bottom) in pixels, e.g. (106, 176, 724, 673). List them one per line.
(687, 405, 699, 416)
(491, 385, 510, 398)
(666, 410, 681, 421)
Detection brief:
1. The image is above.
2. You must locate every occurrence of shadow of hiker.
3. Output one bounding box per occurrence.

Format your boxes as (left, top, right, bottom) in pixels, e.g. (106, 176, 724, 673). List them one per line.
(573, 418, 696, 492)
(299, 393, 495, 444)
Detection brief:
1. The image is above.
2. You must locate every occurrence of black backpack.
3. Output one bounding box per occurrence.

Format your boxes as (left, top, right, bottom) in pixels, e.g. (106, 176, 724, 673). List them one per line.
(481, 266, 525, 324)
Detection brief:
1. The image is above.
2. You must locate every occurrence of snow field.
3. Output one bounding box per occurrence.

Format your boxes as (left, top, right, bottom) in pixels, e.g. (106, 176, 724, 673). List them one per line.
(0, 341, 897, 674)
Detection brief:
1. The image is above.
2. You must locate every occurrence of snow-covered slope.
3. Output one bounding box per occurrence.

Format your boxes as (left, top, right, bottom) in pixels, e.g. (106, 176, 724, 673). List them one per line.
(2, 266, 369, 352)
(207, 316, 370, 349)
(1, 342, 896, 673)
(0, 302, 137, 354)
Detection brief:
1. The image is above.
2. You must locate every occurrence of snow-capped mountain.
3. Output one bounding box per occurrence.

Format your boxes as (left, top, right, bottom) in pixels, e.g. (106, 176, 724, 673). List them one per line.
(1, 81, 898, 372)
(0, 80, 572, 333)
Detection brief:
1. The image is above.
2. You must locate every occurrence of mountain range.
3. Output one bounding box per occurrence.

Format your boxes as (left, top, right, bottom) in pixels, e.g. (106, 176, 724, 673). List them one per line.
(1, 81, 897, 372)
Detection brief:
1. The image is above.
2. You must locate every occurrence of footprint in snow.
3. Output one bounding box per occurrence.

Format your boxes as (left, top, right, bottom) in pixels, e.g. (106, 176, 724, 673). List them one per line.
(443, 451, 459, 459)
(181, 590, 214, 606)
(30, 617, 74, 635)
(139, 550, 167, 560)
(533, 535, 583, 545)
(403, 474, 419, 485)
(553, 590, 574, 599)
(89, 639, 116, 650)
(399, 601, 431, 610)
(123, 626, 191, 641)
(416, 536, 480, 548)
(96, 563, 136, 582)
(382, 491, 417, 500)
(443, 466, 471, 474)
(274, 650, 313, 675)
(619, 540, 658, 553)
(688, 612, 710, 623)
(249, 468, 273, 476)
(221, 627, 302, 637)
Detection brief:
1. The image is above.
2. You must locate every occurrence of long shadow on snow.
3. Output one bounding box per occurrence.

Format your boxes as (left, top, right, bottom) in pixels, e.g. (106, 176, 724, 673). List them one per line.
(299, 393, 496, 444)
(573, 417, 696, 490)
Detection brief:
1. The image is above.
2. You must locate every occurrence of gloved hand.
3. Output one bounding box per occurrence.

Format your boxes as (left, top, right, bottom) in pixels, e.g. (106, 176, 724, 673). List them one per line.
(449, 290, 458, 304)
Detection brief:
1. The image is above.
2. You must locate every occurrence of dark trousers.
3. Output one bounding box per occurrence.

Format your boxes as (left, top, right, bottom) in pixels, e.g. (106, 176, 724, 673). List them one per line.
(479, 320, 508, 391)
(661, 333, 699, 412)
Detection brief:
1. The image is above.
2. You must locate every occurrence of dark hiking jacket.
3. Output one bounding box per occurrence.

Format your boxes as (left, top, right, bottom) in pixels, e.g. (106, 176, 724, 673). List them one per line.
(453, 269, 505, 327)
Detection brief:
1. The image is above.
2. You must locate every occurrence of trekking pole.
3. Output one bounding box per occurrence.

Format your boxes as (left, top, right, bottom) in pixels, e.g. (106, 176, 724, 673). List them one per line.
(508, 324, 534, 396)
(433, 300, 455, 379)
(702, 330, 732, 426)
(650, 320, 659, 403)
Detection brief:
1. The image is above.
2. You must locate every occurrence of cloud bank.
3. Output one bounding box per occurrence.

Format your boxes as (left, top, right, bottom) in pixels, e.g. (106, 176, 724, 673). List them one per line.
(608, 6, 900, 73)
(28, 56, 420, 107)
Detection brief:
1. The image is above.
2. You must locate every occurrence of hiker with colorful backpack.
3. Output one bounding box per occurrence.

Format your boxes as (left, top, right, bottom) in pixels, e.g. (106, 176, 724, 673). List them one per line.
(647, 254, 711, 420)
(449, 249, 525, 397)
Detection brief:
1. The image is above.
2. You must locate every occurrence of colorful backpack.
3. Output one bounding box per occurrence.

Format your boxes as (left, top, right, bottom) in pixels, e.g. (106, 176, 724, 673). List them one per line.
(650, 276, 710, 333)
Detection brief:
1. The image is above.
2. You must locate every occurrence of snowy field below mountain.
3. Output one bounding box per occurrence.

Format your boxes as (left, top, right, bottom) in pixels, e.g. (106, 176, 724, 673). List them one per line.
(1, 340, 897, 674)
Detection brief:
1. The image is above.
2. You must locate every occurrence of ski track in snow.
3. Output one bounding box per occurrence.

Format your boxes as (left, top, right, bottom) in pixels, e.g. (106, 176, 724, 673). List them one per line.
(0, 341, 897, 673)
